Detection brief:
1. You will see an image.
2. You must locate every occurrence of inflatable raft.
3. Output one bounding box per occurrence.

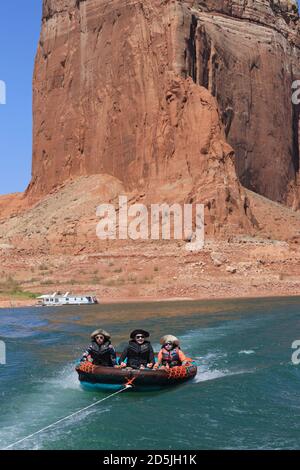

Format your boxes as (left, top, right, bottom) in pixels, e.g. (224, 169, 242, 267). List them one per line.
(76, 361, 197, 391)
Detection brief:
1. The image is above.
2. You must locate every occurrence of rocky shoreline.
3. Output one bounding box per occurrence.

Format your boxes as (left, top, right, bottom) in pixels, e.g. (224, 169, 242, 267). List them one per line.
(1, 233, 299, 309)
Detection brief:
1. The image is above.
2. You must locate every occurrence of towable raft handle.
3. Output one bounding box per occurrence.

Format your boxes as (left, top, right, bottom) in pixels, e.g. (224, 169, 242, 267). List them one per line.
(124, 377, 137, 387)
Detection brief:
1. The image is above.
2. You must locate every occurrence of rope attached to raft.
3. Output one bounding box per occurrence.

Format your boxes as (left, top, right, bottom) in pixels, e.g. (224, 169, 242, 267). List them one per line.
(3, 382, 133, 450)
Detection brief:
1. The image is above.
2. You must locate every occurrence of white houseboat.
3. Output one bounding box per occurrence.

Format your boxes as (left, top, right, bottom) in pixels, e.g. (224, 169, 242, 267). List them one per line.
(37, 292, 98, 307)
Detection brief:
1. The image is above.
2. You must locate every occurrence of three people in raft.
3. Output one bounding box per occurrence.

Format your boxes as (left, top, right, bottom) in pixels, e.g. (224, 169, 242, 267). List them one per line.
(81, 329, 191, 370)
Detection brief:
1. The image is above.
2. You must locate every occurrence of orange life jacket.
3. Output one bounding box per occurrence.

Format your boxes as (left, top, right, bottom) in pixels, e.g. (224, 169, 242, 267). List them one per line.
(161, 347, 182, 367)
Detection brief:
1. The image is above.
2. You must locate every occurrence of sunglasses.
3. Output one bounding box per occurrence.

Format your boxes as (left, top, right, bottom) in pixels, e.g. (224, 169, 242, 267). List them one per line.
(135, 335, 145, 339)
(96, 335, 105, 340)
(164, 342, 173, 346)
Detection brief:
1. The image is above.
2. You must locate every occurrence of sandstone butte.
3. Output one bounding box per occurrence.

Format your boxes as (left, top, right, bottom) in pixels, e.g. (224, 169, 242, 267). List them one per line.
(0, 0, 300, 306)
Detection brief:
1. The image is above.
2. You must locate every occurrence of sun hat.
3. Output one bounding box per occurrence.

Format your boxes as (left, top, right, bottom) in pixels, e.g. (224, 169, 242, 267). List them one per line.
(130, 329, 150, 339)
(90, 328, 111, 340)
(160, 335, 180, 346)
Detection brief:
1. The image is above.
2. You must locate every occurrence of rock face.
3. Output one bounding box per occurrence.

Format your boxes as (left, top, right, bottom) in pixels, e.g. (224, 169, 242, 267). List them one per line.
(29, 0, 300, 214)
(185, 0, 300, 206)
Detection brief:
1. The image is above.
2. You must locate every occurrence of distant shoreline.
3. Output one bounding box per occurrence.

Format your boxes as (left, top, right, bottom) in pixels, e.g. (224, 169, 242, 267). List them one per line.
(1, 291, 300, 309)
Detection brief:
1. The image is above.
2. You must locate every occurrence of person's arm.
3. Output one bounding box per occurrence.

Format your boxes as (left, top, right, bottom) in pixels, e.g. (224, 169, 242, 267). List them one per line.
(110, 346, 117, 366)
(153, 350, 162, 369)
(178, 350, 192, 364)
(119, 346, 128, 367)
(147, 345, 155, 367)
(178, 350, 187, 362)
(80, 345, 93, 362)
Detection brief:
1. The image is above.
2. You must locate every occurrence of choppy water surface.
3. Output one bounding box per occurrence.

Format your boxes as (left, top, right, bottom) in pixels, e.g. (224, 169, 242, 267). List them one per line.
(0, 296, 300, 450)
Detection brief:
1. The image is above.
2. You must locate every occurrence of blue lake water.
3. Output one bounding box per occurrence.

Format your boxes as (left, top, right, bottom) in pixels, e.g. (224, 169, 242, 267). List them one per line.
(0, 296, 300, 450)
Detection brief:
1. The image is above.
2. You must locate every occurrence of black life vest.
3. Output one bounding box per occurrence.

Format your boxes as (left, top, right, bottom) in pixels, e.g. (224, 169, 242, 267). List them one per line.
(161, 347, 181, 367)
(125, 340, 153, 369)
(89, 340, 116, 366)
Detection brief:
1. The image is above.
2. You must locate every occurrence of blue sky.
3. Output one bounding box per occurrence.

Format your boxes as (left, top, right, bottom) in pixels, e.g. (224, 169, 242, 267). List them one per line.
(0, 1, 299, 196)
(0, 1, 42, 195)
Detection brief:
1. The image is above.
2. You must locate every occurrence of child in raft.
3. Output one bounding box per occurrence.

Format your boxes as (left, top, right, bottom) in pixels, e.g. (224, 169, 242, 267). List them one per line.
(153, 335, 191, 369)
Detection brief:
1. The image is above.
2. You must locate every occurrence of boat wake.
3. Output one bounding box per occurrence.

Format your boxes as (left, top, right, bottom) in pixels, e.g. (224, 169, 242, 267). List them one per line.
(192, 350, 252, 384)
(43, 363, 80, 390)
(0, 362, 111, 450)
(193, 367, 251, 383)
(193, 368, 228, 382)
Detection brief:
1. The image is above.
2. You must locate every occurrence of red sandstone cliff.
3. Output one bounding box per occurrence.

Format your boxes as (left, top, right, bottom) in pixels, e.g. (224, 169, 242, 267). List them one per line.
(187, 0, 300, 207)
(28, 0, 300, 212)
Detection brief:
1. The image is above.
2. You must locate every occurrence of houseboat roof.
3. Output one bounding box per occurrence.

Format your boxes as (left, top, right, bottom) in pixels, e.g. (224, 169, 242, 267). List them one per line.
(36, 292, 93, 299)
